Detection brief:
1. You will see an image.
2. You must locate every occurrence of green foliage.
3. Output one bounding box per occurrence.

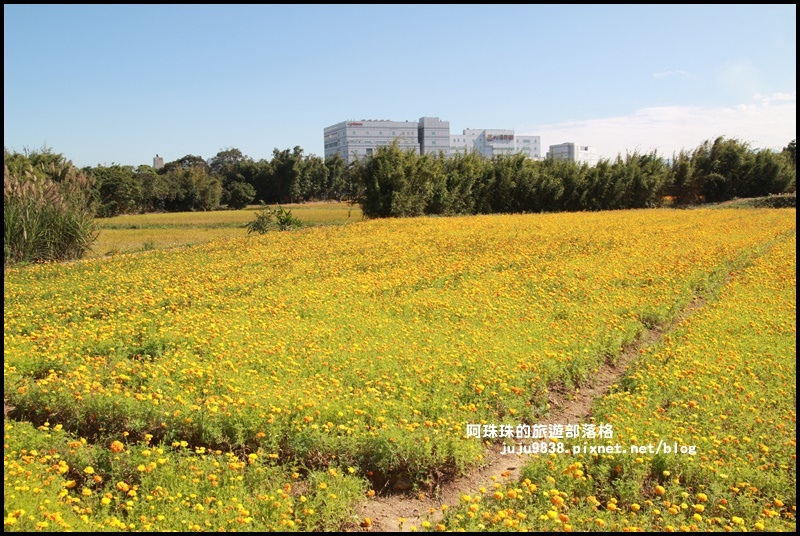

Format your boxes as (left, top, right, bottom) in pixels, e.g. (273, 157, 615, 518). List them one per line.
(225, 180, 256, 209)
(135, 164, 171, 212)
(324, 153, 348, 200)
(90, 164, 142, 217)
(163, 154, 211, 174)
(209, 147, 248, 180)
(720, 193, 797, 209)
(439, 150, 484, 215)
(162, 166, 223, 212)
(4, 159, 98, 265)
(782, 138, 796, 167)
(668, 136, 795, 205)
(270, 146, 307, 204)
(358, 140, 429, 218)
(272, 205, 302, 230)
(245, 204, 302, 234)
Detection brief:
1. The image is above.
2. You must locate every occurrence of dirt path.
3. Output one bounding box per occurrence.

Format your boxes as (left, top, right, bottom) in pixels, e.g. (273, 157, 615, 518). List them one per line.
(354, 298, 706, 532)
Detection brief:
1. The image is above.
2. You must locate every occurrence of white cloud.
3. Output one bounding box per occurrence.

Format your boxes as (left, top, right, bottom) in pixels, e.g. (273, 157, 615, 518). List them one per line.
(652, 70, 691, 79)
(519, 93, 796, 160)
(752, 91, 796, 105)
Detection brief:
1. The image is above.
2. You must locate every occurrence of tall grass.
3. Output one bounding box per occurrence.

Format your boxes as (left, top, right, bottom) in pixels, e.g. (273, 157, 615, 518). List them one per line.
(4, 163, 98, 265)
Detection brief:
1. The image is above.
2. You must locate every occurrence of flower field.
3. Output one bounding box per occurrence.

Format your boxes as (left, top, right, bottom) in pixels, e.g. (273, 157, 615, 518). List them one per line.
(4, 208, 796, 531)
(427, 223, 796, 531)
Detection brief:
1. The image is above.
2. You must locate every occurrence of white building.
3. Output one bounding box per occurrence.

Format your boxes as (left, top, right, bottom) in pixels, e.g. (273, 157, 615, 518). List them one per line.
(417, 116, 451, 156)
(324, 118, 425, 164)
(450, 129, 541, 159)
(153, 154, 164, 170)
(547, 143, 599, 166)
(324, 117, 542, 164)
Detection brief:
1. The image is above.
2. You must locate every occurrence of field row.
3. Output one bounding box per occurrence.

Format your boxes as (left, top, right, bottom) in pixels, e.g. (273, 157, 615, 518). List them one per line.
(427, 231, 796, 531)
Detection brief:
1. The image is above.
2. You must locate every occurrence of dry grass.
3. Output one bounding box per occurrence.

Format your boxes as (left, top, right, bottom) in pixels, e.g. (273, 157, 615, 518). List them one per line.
(89, 202, 363, 257)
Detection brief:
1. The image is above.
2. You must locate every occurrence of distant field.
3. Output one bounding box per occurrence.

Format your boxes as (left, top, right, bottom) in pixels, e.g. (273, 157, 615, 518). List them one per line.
(89, 202, 363, 257)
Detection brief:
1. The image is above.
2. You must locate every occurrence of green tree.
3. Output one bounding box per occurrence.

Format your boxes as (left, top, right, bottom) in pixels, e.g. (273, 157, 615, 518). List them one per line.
(668, 149, 701, 205)
(324, 153, 347, 200)
(225, 181, 256, 209)
(209, 147, 248, 179)
(89, 164, 142, 217)
(249, 159, 275, 204)
(743, 148, 795, 197)
(440, 150, 484, 215)
(162, 166, 222, 212)
(783, 139, 796, 167)
(270, 147, 306, 203)
(163, 154, 211, 174)
(136, 165, 171, 212)
(359, 141, 424, 218)
(303, 154, 329, 201)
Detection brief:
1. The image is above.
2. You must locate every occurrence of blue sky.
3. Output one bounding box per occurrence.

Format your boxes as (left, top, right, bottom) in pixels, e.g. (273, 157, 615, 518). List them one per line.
(4, 4, 796, 168)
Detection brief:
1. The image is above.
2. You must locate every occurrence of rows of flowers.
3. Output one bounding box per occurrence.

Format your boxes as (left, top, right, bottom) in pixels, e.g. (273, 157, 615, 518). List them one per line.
(4, 421, 365, 531)
(428, 231, 796, 531)
(4, 208, 796, 531)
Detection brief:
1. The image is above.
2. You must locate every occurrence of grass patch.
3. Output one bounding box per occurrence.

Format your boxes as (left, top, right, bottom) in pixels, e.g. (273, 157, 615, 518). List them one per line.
(88, 202, 362, 258)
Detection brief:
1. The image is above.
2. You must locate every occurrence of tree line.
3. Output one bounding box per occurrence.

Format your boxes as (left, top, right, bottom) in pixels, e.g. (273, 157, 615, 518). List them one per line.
(355, 137, 796, 218)
(4, 135, 796, 220)
(5, 146, 356, 218)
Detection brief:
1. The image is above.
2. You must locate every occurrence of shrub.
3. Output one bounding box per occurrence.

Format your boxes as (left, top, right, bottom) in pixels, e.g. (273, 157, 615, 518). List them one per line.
(751, 193, 796, 208)
(245, 204, 302, 234)
(4, 163, 98, 265)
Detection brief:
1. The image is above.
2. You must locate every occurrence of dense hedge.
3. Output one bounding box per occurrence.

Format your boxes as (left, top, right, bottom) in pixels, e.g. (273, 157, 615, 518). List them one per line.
(354, 136, 796, 218)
